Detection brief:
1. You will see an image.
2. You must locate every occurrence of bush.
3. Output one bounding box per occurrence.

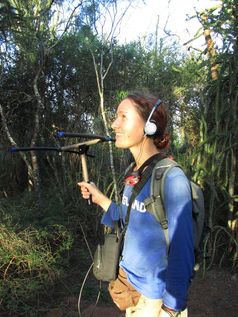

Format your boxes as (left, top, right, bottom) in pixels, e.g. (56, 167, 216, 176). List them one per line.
(0, 224, 73, 315)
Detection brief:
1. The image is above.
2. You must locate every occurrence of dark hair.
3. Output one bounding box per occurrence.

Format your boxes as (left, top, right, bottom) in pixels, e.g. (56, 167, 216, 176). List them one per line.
(126, 91, 170, 150)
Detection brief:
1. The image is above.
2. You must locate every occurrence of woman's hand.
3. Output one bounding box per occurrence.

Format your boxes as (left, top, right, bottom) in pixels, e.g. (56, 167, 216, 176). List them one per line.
(77, 181, 112, 211)
(158, 309, 171, 317)
(158, 305, 181, 317)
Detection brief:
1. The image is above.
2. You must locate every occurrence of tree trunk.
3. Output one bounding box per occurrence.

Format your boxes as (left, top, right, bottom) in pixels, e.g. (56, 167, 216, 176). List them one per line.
(30, 65, 44, 214)
(90, 47, 119, 203)
(201, 13, 219, 81)
(0, 104, 33, 189)
(99, 91, 119, 203)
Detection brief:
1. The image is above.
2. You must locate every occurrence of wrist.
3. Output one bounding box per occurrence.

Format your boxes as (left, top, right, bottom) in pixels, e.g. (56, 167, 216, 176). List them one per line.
(161, 304, 181, 317)
(99, 195, 112, 211)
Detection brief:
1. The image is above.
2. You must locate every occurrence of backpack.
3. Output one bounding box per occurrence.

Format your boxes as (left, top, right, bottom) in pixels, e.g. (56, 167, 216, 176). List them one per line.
(144, 158, 205, 268)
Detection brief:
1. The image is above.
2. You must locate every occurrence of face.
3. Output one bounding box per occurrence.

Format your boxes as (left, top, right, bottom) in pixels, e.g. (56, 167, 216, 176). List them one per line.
(111, 98, 146, 150)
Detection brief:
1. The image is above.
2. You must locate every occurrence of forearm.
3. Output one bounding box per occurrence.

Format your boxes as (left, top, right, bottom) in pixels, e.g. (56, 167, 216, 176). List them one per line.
(97, 194, 112, 211)
(162, 246, 193, 310)
(163, 171, 194, 310)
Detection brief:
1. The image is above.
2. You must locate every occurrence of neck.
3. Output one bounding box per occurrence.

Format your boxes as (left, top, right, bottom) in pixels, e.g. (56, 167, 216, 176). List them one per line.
(130, 137, 159, 169)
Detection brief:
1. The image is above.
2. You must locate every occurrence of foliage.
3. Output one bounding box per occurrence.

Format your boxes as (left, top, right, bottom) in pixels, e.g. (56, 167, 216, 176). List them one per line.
(185, 0, 238, 272)
(202, 225, 238, 273)
(191, 0, 238, 219)
(0, 221, 73, 315)
(0, 0, 238, 314)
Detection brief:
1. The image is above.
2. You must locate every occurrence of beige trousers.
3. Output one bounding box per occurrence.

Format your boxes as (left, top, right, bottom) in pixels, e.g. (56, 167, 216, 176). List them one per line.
(125, 295, 188, 317)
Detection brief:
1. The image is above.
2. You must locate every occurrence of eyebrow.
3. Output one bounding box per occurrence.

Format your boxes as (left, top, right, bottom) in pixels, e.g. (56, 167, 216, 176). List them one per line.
(116, 110, 129, 115)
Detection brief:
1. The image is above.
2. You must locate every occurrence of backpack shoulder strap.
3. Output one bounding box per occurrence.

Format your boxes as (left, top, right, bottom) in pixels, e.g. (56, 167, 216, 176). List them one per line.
(159, 159, 181, 203)
(144, 158, 180, 251)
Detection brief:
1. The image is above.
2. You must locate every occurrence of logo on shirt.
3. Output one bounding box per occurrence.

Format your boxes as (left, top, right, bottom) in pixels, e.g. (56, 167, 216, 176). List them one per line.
(122, 195, 146, 213)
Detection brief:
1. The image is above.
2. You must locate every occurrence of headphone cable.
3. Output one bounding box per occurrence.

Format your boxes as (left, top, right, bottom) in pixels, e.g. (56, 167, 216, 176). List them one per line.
(134, 135, 147, 170)
(77, 220, 104, 317)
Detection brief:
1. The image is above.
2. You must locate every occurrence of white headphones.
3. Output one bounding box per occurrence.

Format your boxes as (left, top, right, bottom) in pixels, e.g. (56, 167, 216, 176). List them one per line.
(144, 99, 162, 136)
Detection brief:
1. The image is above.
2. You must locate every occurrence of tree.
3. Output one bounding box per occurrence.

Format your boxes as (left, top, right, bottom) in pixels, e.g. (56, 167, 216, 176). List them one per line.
(0, 0, 82, 202)
(75, 0, 142, 202)
(186, 0, 238, 268)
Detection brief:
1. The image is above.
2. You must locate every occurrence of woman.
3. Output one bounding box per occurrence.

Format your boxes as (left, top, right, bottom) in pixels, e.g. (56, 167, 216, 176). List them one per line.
(78, 91, 194, 317)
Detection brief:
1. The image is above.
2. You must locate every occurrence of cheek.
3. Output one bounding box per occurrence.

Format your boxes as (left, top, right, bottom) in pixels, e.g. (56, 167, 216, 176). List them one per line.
(127, 123, 145, 140)
(133, 120, 145, 134)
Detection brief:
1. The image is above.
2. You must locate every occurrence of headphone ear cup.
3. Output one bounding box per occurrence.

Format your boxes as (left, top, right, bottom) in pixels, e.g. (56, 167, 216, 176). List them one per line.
(144, 121, 157, 136)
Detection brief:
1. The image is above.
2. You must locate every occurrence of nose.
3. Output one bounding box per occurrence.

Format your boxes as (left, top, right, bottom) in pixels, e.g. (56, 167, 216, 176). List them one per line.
(111, 117, 119, 130)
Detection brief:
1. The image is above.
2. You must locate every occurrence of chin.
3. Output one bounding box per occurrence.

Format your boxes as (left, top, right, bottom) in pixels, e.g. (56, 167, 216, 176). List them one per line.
(115, 141, 128, 149)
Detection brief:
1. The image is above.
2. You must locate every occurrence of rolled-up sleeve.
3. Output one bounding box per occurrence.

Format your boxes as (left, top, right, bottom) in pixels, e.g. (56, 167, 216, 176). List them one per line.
(101, 202, 121, 228)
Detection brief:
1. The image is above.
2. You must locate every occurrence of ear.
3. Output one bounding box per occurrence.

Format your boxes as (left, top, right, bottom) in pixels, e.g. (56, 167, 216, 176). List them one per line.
(144, 99, 162, 137)
(144, 120, 157, 136)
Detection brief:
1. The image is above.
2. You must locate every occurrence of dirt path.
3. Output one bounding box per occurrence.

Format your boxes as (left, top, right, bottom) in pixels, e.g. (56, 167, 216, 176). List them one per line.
(187, 269, 238, 317)
(43, 268, 237, 317)
(81, 269, 238, 317)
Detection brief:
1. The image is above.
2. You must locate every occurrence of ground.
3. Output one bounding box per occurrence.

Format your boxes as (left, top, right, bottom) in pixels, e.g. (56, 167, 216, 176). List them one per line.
(44, 268, 238, 317)
(187, 269, 237, 317)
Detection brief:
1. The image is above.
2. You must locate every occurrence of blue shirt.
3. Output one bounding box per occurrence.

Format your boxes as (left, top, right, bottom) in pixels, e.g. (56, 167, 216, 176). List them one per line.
(101, 167, 194, 310)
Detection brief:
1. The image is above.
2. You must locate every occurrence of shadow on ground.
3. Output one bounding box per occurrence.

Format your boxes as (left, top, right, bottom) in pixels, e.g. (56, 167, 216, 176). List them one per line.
(43, 268, 237, 317)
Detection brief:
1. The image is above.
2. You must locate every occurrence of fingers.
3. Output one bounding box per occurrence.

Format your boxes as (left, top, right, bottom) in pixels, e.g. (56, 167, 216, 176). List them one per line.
(77, 181, 92, 199)
(77, 181, 111, 211)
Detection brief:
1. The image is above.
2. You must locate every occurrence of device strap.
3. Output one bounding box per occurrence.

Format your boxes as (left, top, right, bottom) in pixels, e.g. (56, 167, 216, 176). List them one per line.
(125, 154, 164, 226)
